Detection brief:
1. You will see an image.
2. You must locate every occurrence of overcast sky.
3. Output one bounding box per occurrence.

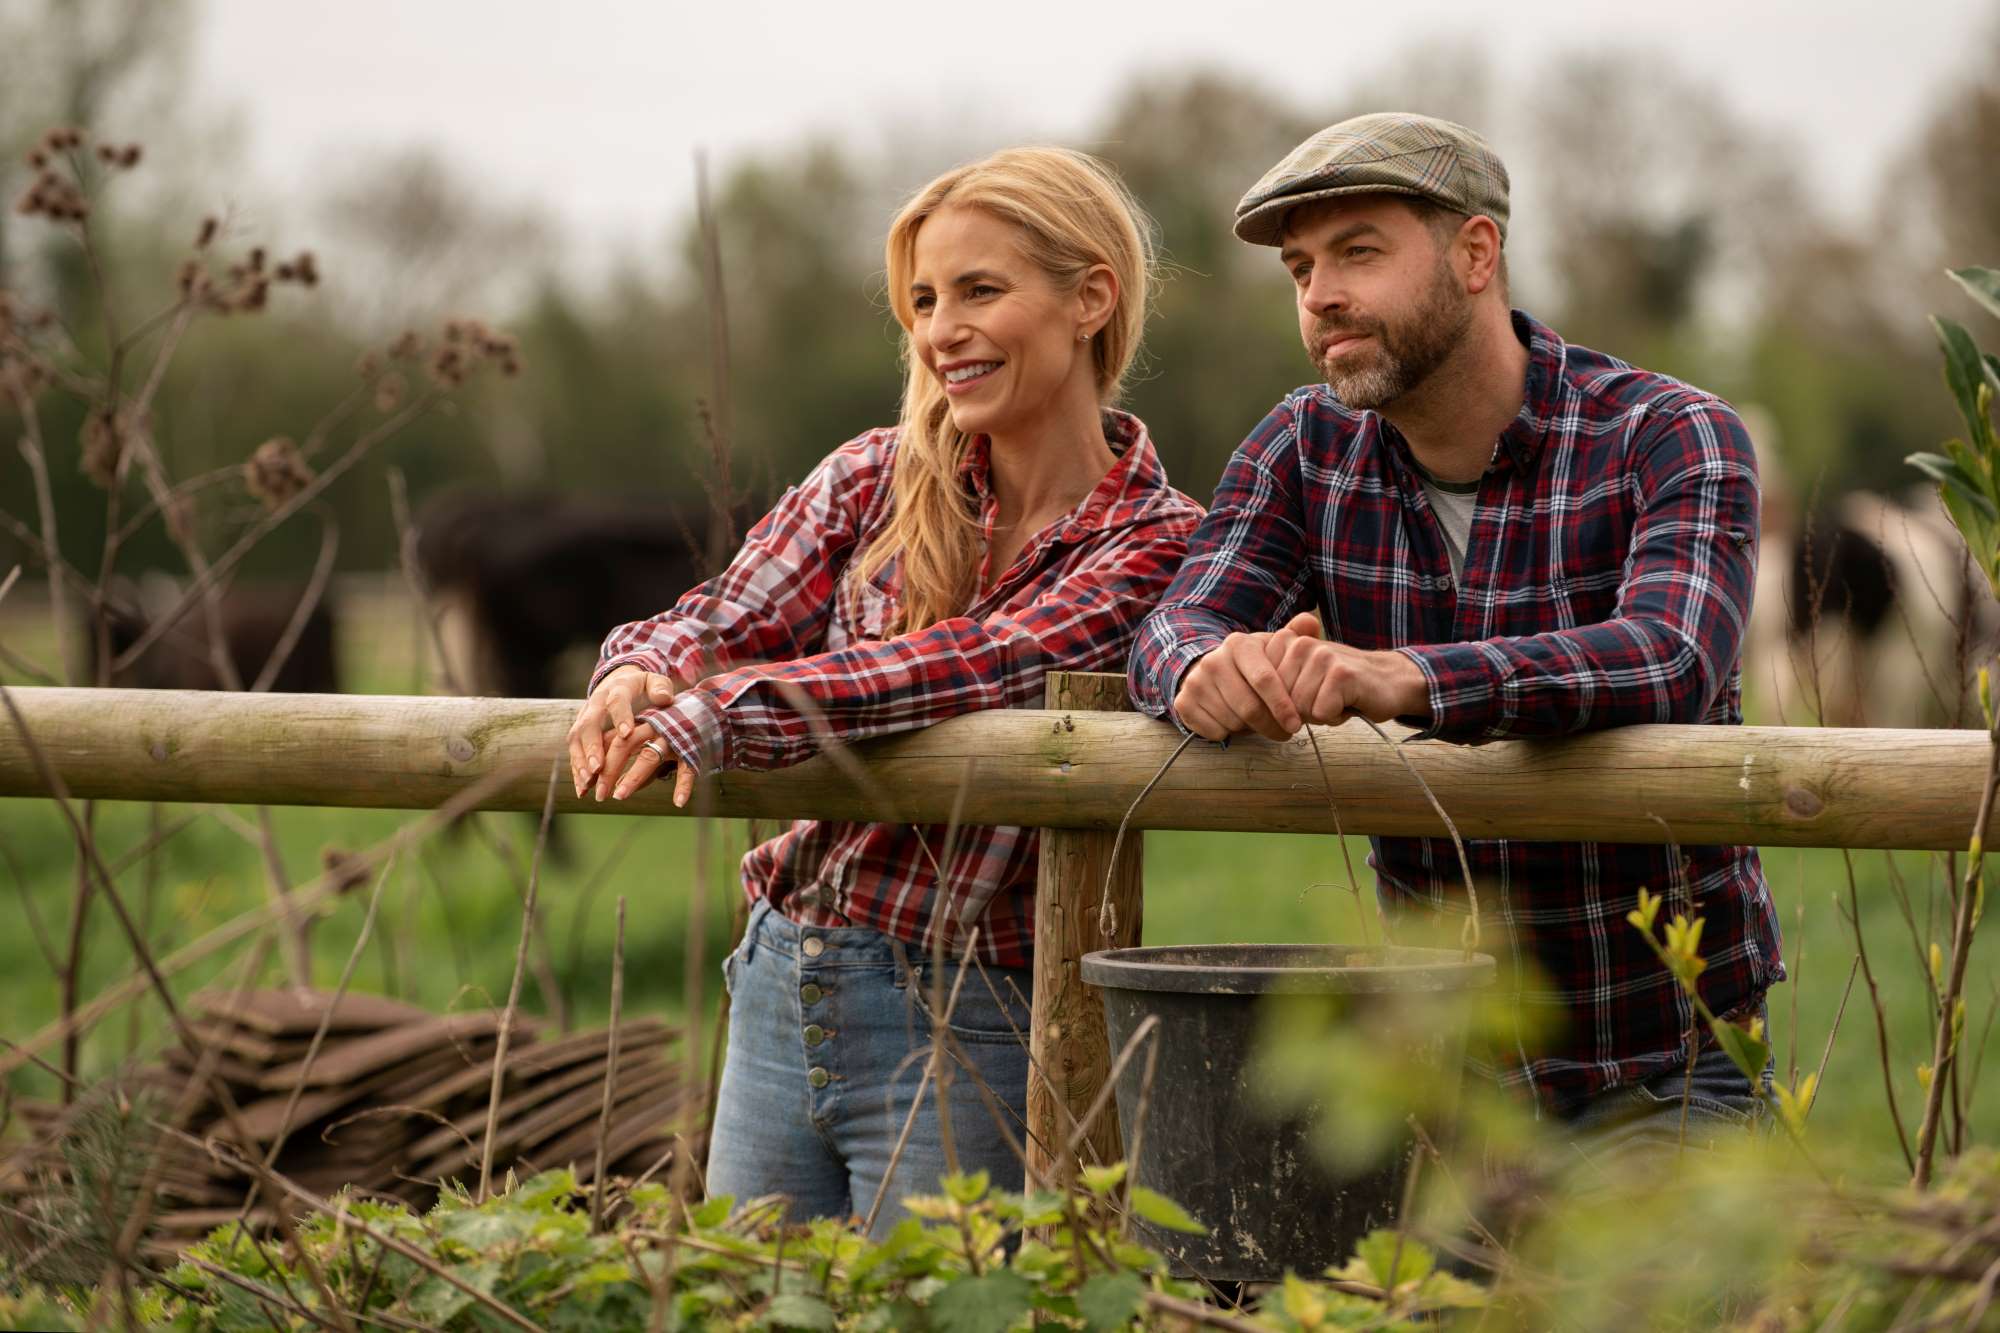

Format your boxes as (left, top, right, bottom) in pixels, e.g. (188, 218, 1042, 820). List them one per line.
(192, 0, 1993, 270)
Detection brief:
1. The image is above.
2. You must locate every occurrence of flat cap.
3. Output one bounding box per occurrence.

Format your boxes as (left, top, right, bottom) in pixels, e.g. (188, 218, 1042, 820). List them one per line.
(1234, 111, 1510, 246)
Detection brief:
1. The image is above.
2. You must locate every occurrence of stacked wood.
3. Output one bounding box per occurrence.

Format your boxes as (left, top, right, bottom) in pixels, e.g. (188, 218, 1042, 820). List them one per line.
(1, 988, 700, 1259)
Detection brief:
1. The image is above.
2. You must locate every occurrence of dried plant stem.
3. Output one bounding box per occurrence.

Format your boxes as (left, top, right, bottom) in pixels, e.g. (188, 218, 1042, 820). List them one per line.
(479, 757, 562, 1201)
(1913, 699, 2000, 1189)
(9, 393, 78, 685)
(590, 895, 628, 1233)
(237, 854, 398, 1227)
(1838, 847, 1915, 1170)
(862, 929, 982, 1234)
(1803, 956, 1861, 1127)
(250, 505, 339, 693)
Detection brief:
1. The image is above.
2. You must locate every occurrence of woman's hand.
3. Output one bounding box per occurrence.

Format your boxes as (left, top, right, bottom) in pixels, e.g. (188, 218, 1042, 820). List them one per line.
(567, 665, 695, 804)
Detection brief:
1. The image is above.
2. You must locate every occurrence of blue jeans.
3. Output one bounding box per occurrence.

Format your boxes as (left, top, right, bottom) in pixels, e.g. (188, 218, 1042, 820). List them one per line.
(1558, 1034, 1770, 1162)
(704, 901, 1034, 1237)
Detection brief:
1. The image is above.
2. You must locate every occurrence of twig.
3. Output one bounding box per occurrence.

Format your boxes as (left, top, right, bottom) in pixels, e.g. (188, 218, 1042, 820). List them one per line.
(590, 895, 628, 1233)
(237, 854, 399, 1225)
(479, 757, 562, 1201)
(249, 504, 339, 693)
(862, 928, 982, 1233)
(1803, 955, 1861, 1126)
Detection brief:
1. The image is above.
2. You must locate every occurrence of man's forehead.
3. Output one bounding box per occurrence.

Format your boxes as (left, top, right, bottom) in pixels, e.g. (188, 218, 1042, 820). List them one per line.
(1277, 193, 1416, 247)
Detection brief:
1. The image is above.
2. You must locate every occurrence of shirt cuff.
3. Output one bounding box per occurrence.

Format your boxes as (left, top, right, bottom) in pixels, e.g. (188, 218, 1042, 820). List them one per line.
(1145, 633, 1226, 729)
(1395, 642, 1507, 742)
(641, 689, 729, 773)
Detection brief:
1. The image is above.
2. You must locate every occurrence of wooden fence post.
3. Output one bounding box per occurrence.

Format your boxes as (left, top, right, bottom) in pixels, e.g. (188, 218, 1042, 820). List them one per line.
(1027, 670, 1143, 1186)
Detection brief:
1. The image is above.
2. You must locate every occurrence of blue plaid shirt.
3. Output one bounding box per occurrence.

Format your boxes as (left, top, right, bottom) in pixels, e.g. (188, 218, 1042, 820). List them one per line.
(1129, 311, 1784, 1112)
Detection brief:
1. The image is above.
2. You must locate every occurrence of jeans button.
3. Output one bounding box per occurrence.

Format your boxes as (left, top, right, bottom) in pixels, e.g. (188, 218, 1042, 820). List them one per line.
(800, 983, 823, 1005)
(803, 1024, 825, 1048)
(801, 937, 825, 958)
(807, 1066, 830, 1089)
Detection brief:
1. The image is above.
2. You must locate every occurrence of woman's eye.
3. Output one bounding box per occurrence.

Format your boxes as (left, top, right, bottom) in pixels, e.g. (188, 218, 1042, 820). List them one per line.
(969, 284, 999, 298)
(912, 294, 935, 313)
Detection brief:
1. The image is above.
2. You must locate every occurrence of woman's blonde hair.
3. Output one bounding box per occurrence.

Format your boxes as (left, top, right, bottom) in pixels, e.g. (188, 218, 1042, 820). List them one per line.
(857, 146, 1155, 633)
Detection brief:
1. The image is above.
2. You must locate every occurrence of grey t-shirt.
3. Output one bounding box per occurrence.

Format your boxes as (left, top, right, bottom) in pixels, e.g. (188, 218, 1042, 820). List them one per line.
(1415, 467, 1480, 581)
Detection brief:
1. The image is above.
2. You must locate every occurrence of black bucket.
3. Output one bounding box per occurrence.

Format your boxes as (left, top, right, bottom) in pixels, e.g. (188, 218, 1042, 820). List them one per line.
(1081, 942, 1496, 1283)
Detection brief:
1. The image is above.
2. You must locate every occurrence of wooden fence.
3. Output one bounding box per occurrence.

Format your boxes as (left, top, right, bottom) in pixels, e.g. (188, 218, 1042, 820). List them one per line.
(3, 674, 1994, 1182)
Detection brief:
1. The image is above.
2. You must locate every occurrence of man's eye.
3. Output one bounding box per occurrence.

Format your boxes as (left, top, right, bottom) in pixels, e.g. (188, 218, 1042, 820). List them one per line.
(1291, 264, 1311, 283)
(1347, 246, 1377, 258)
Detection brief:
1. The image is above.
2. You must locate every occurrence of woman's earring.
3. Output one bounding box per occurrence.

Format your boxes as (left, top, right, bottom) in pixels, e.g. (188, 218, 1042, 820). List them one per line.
(1078, 330, 1091, 342)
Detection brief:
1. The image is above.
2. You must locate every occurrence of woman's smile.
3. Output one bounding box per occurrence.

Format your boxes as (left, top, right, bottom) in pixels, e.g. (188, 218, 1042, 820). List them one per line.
(940, 359, 1004, 394)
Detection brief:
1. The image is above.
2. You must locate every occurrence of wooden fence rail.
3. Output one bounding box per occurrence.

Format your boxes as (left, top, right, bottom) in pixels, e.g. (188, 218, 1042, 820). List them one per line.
(2, 685, 1994, 850)
(3, 679, 1995, 1184)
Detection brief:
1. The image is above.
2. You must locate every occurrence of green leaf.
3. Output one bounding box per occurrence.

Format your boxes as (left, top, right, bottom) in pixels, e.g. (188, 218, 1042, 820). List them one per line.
(767, 1292, 838, 1330)
(1935, 316, 1993, 443)
(1949, 266, 2000, 323)
(1356, 1229, 1434, 1289)
(1906, 451, 1999, 518)
(1126, 1186, 1207, 1235)
(1078, 1162, 1128, 1196)
(941, 1170, 991, 1205)
(1708, 1016, 1771, 1087)
(1414, 1270, 1490, 1309)
(1075, 1271, 1144, 1332)
(929, 1270, 1035, 1333)
(689, 1194, 734, 1229)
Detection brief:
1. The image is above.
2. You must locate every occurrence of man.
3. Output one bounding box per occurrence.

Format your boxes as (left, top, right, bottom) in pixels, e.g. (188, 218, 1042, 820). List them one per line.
(1127, 113, 1783, 1138)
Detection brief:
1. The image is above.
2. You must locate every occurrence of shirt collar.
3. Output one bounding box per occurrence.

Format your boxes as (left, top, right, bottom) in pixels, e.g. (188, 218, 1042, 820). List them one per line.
(1496, 308, 1567, 471)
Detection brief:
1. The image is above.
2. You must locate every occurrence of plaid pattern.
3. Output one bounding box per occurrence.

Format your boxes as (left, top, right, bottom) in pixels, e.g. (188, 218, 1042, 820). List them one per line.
(596, 411, 1202, 968)
(1234, 112, 1512, 246)
(1128, 312, 1784, 1112)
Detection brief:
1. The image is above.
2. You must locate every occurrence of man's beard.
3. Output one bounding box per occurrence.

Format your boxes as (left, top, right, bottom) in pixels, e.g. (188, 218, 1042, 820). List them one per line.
(1308, 258, 1473, 412)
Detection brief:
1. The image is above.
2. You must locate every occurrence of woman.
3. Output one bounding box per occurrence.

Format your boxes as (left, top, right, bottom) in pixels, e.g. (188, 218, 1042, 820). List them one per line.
(565, 147, 1201, 1234)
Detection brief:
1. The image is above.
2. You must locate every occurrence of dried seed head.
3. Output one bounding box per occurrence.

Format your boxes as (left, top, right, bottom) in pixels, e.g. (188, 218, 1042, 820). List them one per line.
(388, 330, 423, 361)
(294, 251, 318, 287)
(24, 149, 46, 170)
(196, 216, 218, 249)
(320, 847, 371, 896)
(118, 144, 141, 169)
(274, 262, 295, 281)
(373, 370, 407, 414)
(247, 246, 266, 274)
(426, 344, 465, 389)
(175, 259, 209, 299)
(242, 436, 314, 511)
(355, 350, 381, 379)
(79, 410, 127, 488)
(95, 143, 118, 164)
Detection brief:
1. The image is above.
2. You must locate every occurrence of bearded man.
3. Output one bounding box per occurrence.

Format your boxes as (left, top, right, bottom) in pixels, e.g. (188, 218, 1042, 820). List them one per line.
(1128, 113, 1784, 1144)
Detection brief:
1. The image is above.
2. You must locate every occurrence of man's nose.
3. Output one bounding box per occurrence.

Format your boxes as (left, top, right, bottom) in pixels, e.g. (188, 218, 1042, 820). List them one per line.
(1302, 269, 1347, 319)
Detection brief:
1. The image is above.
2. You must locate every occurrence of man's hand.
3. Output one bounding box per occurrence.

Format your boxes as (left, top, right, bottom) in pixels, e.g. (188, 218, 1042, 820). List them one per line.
(1263, 613, 1430, 727)
(1173, 614, 1432, 741)
(1172, 630, 1302, 741)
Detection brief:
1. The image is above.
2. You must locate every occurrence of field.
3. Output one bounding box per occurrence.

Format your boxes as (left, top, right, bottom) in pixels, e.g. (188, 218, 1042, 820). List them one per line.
(2, 581, 1995, 1186)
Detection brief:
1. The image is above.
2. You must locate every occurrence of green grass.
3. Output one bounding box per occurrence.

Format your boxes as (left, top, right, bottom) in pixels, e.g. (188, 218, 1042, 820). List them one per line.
(3, 587, 1995, 1186)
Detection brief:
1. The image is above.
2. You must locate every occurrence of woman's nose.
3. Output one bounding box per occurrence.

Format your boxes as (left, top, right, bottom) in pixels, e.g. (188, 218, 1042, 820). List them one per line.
(926, 301, 970, 352)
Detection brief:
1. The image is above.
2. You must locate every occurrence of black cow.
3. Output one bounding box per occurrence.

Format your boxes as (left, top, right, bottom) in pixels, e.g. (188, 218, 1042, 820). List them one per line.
(410, 489, 736, 702)
(88, 574, 340, 694)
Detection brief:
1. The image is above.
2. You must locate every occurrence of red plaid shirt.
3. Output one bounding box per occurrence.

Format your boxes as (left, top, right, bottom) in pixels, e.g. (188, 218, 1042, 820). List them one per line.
(1129, 312, 1784, 1112)
(595, 411, 1202, 967)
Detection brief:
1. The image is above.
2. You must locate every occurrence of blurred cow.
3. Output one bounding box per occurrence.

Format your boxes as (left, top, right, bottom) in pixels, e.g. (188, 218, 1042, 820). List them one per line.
(89, 572, 341, 694)
(410, 489, 729, 702)
(1745, 414, 1990, 728)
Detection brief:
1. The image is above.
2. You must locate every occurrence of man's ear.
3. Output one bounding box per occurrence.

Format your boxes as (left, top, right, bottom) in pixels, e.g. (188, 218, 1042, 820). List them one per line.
(1459, 215, 1504, 296)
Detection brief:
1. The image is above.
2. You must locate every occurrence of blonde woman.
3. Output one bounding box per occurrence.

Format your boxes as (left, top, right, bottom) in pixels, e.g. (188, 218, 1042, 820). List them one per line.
(565, 148, 1202, 1233)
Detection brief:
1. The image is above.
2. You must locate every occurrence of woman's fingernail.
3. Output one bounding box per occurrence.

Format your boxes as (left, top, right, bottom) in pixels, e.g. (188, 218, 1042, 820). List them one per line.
(618, 723, 630, 737)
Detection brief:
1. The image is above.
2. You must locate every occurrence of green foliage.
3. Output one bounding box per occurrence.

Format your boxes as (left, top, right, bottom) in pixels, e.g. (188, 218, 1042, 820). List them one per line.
(1908, 267, 2000, 596)
(129, 1166, 1460, 1331)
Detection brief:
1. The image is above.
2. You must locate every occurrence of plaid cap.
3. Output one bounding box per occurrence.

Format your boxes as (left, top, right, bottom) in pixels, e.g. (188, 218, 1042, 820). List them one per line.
(1234, 112, 1510, 246)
